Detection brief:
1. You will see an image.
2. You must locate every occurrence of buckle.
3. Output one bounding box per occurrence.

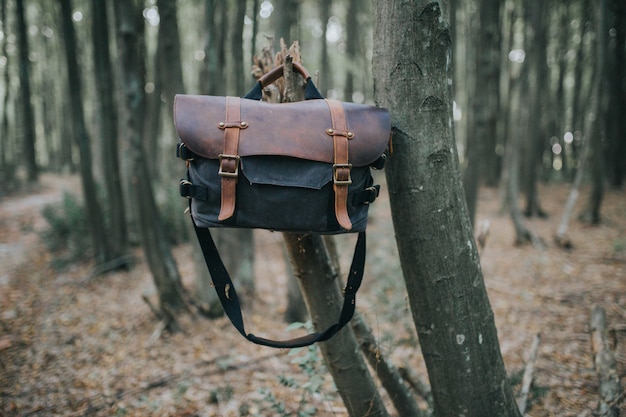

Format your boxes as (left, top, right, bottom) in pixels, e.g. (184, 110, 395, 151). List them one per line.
(333, 163, 352, 185)
(218, 154, 240, 178)
(179, 179, 192, 199)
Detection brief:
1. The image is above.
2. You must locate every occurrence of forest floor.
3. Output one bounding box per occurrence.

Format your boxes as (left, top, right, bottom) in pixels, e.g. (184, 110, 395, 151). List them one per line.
(0, 172, 625, 417)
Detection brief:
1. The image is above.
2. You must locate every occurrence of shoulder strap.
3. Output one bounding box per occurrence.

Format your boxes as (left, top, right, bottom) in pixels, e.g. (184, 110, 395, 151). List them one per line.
(192, 221, 366, 349)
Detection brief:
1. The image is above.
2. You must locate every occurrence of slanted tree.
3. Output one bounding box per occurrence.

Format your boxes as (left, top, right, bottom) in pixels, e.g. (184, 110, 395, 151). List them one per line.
(275, 53, 390, 417)
(373, 2, 522, 416)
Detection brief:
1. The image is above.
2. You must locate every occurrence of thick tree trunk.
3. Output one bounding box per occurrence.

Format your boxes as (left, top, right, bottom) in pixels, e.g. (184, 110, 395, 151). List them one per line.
(59, 0, 111, 264)
(113, 0, 185, 326)
(91, 0, 129, 262)
(373, 2, 522, 416)
(16, 0, 38, 182)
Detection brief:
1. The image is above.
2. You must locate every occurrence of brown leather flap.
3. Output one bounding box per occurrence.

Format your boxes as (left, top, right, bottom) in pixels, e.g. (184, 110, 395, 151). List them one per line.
(174, 95, 391, 167)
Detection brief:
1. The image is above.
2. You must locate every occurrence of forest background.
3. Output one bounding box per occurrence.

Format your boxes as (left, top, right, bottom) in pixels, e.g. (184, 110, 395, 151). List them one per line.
(0, 0, 625, 416)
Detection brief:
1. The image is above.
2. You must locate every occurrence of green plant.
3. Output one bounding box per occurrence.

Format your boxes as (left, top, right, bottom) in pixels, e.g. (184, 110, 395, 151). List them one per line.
(40, 192, 91, 267)
(613, 238, 626, 255)
(257, 321, 333, 416)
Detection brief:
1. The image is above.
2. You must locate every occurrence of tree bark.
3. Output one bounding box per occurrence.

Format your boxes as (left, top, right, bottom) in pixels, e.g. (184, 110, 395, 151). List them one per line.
(231, 0, 247, 94)
(272, 0, 299, 51)
(464, 0, 502, 225)
(16, 0, 38, 182)
(590, 306, 622, 417)
(583, 0, 608, 224)
(343, 0, 358, 102)
(282, 234, 389, 417)
(59, 0, 111, 264)
(372, 2, 522, 416)
(522, 0, 547, 219)
(605, 0, 626, 188)
(91, 0, 129, 262)
(318, 0, 332, 96)
(113, 0, 186, 327)
(0, 0, 13, 184)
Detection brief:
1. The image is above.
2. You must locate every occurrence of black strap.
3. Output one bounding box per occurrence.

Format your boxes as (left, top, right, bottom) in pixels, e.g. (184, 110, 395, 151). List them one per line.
(192, 220, 366, 349)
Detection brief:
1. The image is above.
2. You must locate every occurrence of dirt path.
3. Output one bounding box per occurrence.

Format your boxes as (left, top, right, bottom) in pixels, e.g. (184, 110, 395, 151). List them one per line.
(1, 174, 625, 416)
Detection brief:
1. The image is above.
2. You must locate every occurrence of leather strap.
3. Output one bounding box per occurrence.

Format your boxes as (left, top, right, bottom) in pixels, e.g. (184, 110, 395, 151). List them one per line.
(325, 99, 353, 230)
(259, 62, 311, 88)
(192, 220, 366, 349)
(218, 97, 247, 221)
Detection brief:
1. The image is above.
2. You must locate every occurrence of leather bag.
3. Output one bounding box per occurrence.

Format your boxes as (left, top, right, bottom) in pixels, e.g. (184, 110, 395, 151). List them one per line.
(175, 63, 391, 348)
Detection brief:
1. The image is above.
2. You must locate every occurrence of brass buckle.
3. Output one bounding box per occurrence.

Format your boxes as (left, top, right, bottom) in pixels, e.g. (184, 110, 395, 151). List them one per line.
(333, 163, 352, 185)
(218, 154, 240, 178)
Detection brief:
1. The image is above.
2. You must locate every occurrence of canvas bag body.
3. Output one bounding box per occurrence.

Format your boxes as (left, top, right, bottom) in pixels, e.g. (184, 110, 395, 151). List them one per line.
(175, 92, 391, 234)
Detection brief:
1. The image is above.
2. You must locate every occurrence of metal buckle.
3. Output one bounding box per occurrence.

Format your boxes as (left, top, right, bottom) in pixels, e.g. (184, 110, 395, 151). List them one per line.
(218, 154, 240, 178)
(333, 163, 352, 185)
(179, 179, 192, 199)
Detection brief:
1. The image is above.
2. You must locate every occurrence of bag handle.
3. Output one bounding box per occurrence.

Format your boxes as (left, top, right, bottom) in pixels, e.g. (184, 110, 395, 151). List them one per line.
(192, 221, 366, 349)
(258, 62, 311, 88)
(243, 63, 324, 101)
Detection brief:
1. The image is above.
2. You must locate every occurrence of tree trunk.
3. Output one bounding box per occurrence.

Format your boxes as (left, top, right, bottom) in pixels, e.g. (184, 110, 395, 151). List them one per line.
(91, 0, 129, 262)
(372, 2, 522, 416)
(343, 0, 358, 102)
(464, 0, 502, 225)
(1, 0, 14, 184)
(231, 0, 246, 94)
(605, 0, 625, 188)
(16, 0, 38, 182)
(282, 234, 389, 417)
(584, 0, 608, 224)
(272, 0, 300, 50)
(59, 0, 111, 264)
(318, 0, 332, 96)
(113, 0, 186, 327)
(522, 0, 547, 218)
